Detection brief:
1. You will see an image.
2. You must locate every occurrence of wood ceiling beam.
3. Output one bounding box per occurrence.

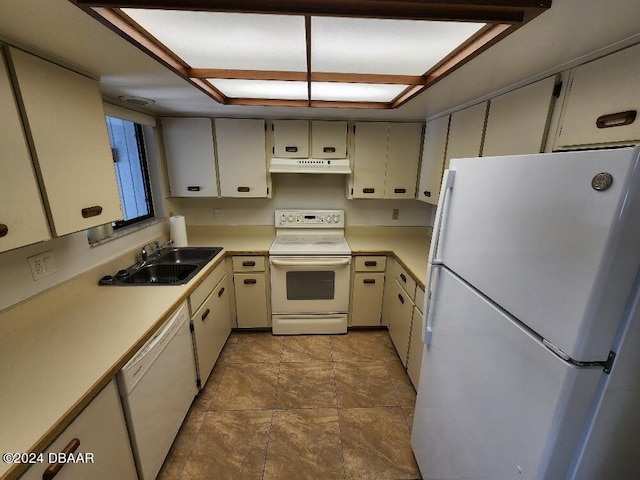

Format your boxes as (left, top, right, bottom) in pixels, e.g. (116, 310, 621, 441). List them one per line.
(75, 1, 551, 24)
(305, 15, 312, 107)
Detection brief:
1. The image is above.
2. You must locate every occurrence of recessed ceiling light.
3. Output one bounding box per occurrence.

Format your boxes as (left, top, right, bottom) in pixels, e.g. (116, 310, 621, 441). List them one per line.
(119, 95, 155, 106)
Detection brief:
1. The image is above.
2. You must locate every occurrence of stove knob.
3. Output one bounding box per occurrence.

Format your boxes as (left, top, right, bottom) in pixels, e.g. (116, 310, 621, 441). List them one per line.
(333, 215, 340, 223)
(326, 216, 333, 224)
(280, 214, 286, 223)
(288, 215, 294, 222)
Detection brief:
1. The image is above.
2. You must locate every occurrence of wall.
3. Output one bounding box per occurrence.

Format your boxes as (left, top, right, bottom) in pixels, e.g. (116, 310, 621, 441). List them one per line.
(168, 173, 434, 227)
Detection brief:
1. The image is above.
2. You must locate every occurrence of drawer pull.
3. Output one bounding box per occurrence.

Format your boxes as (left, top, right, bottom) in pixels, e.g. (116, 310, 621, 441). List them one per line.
(244, 278, 257, 285)
(400, 273, 407, 283)
(43, 437, 80, 480)
(364, 260, 377, 267)
(218, 287, 225, 297)
(363, 278, 376, 284)
(0, 224, 7, 237)
(237, 186, 250, 192)
(596, 110, 637, 129)
(81, 205, 102, 218)
(285, 146, 298, 152)
(187, 186, 201, 192)
(424, 190, 431, 197)
(201, 308, 211, 321)
(394, 188, 407, 194)
(363, 188, 375, 194)
(323, 146, 336, 153)
(242, 260, 256, 267)
(398, 293, 405, 304)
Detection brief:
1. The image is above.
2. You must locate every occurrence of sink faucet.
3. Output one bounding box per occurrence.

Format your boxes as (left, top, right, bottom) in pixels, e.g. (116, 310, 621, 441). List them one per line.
(140, 241, 160, 265)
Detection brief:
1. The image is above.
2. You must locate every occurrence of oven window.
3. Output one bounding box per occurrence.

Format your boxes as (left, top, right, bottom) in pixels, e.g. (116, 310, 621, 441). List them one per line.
(286, 271, 335, 300)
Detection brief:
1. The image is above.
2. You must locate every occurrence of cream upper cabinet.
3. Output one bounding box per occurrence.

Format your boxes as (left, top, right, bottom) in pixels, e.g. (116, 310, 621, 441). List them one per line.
(352, 122, 389, 198)
(0, 49, 50, 253)
(8, 48, 122, 237)
(445, 101, 488, 168)
(555, 43, 640, 149)
(417, 115, 450, 205)
(215, 118, 268, 198)
(272, 120, 309, 158)
(311, 120, 348, 158)
(483, 76, 558, 156)
(161, 117, 218, 197)
(385, 123, 423, 198)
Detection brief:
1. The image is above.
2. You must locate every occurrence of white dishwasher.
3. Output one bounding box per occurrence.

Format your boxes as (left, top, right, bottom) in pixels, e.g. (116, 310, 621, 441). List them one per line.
(117, 301, 197, 480)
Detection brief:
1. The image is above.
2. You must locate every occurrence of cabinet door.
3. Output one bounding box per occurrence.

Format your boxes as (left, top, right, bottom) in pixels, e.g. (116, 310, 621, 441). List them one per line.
(8, 48, 122, 236)
(273, 120, 309, 158)
(417, 115, 449, 205)
(352, 122, 388, 198)
(161, 117, 218, 197)
(385, 123, 423, 198)
(234, 273, 269, 328)
(350, 273, 385, 327)
(407, 306, 424, 389)
(484, 76, 557, 156)
(388, 279, 414, 367)
(21, 381, 137, 480)
(215, 118, 268, 197)
(555, 43, 640, 149)
(192, 276, 231, 386)
(311, 121, 347, 158)
(445, 102, 488, 169)
(0, 50, 50, 252)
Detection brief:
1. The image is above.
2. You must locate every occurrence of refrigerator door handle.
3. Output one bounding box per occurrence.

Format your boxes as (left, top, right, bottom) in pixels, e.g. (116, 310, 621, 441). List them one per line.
(423, 263, 442, 345)
(429, 169, 456, 265)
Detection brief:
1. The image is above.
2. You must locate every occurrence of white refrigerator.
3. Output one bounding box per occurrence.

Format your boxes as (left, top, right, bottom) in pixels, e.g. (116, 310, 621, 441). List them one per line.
(411, 147, 640, 480)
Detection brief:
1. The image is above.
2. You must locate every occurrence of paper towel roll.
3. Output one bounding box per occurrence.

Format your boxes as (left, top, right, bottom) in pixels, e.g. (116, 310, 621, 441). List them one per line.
(170, 215, 188, 247)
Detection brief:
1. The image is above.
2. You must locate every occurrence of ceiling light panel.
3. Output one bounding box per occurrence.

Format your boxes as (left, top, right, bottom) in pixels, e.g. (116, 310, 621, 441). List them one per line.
(311, 17, 485, 75)
(208, 79, 308, 100)
(122, 9, 307, 71)
(311, 82, 408, 102)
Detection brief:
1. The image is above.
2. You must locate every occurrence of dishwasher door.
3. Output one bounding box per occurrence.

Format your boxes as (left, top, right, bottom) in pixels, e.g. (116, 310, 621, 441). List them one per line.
(117, 301, 197, 480)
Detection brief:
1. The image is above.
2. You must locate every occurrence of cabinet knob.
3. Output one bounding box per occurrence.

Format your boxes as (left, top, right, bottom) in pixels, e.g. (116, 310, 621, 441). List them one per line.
(244, 278, 257, 285)
(237, 186, 250, 192)
(242, 260, 256, 267)
(285, 146, 298, 152)
(0, 224, 7, 238)
(400, 273, 407, 283)
(363, 278, 376, 284)
(81, 205, 103, 218)
(201, 308, 211, 321)
(323, 147, 336, 153)
(394, 188, 407, 194)
(364, 260, 377, 267)
(218, 287, 225, 297)
(596, 110, 637, 129)
(187, 186, 201, 192)
(424, 190, 431, 197)
(398, 293, 405, 304)
(363, 188, 375, 194)
(43, 437, 80, 480)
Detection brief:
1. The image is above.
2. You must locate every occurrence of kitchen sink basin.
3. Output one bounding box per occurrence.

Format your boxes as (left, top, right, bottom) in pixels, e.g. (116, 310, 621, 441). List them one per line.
(99, 246, 223, 286)
(123, 264, 199, 284)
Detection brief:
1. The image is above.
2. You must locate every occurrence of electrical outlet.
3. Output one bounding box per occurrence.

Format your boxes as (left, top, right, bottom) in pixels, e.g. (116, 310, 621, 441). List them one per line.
(213, 208, 222, 219)
(27, 251, 57, 281)
(392, 209, 400, 220)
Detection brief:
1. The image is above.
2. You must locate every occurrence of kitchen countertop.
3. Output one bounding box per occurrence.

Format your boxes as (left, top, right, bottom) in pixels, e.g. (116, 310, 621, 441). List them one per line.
(0, 224, 431, 479)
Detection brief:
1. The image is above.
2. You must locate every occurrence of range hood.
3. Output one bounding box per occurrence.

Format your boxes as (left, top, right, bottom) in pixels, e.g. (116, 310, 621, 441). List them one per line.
(269, 158, 352, 174)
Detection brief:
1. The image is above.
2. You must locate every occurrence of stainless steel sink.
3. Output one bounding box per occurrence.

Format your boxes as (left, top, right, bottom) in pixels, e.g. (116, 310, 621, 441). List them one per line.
(99, 246, 223, 286)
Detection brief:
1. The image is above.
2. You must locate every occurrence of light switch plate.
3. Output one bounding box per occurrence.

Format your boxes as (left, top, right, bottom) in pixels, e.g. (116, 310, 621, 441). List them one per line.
(28, 251, 57, 281)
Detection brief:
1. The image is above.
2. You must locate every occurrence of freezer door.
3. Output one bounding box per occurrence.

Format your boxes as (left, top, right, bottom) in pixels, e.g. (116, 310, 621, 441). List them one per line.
(439, 148, 640, 361)
(411, 268, 602, 480)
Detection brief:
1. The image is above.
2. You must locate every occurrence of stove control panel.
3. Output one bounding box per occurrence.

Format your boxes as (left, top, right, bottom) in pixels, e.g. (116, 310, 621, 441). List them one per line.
(275, 210, 345, 228)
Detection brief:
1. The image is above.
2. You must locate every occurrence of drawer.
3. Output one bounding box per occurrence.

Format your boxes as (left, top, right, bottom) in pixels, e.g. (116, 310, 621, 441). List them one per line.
(415, 287, 426, 314)
(354, 255, 386, 272)
(189, 260, 225, 315)
(396, 263, 417, 301)
(232, 255, 266, 272)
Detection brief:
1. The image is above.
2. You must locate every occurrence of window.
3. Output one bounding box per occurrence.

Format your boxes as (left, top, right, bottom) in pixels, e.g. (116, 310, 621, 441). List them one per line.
(105, 116, 154, 228)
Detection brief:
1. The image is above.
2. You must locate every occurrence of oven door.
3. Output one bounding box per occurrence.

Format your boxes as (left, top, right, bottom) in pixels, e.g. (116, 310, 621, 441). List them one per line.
(269, 256, 351, 314)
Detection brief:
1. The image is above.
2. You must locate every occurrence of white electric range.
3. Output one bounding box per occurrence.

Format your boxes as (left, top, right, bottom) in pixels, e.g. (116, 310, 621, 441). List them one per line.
(269, 210, 351, 334)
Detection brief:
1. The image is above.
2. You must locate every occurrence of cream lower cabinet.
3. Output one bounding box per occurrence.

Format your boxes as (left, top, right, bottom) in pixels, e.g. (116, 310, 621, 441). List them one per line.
(233, 256, 270, 328)
(0, 49, 50, 253)
(21, 380, 137, 480)
(7, 47, 122, 237)
(407, 287, 426, 389)
(350, 256, 387, 326)
(387, 279, 415, 367)
(417, 115, 450, 205)
(189, 262, 231, 388)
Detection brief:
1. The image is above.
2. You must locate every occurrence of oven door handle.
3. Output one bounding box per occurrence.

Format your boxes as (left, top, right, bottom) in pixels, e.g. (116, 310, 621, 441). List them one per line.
(270, 257, 351, 267)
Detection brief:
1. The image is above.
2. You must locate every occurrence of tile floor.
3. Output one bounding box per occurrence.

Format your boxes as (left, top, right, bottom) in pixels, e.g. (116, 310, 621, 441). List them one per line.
(158, 329, 421, 480)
